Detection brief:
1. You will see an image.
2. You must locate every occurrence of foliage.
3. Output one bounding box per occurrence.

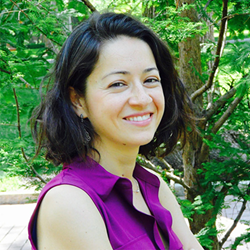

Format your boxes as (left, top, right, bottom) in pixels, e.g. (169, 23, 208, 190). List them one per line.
(0, 176, 23, 192)
(196, 0, 250, 38)
(232, 230, 250, 249)
(144, 5, 208, 54)
(1, 0, 250, 249)
(0, 0, 87, 187)
(136, 0, 249, 248)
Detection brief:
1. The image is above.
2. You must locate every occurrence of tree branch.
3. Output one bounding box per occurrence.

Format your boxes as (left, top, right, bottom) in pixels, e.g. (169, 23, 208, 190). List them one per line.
(0, 66, 34, 88)
(2, 9, 29, 15)
(137, 155, 191, 190)
(204, 0, 214, 11)
(220, 197, 248, 246)
(158, 157, 174, 172)
(137, 155, 162, 174)
(19, 77, 34, 89)
(9, 0, 62, 46)
(13, 88, 22, 139)
(80, 0, 98, 13)
(0, 68, 11, 74)
(199, 91, 244, 161)
(2, 3, 14, 23)
(191, 0, 228, 102)
(211, 94, 244, 134)
(204, 87, 236, 121)
(198, 0, 219, 29)
(223, 12, 250, 20)
(160, 157, 191, 190)
(199, 88, 245, 165)
(0, 123, 17, 127)
(13, 88, 47, 184)
(0, 67, 35, 89)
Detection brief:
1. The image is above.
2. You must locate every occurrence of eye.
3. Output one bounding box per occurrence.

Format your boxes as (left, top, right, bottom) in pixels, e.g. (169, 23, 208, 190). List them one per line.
(109, 82, 126, 88)
(144, 77, 161, 85)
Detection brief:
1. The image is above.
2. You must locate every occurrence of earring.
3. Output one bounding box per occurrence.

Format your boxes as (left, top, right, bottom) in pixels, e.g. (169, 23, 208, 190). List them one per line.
(80, 114, 84, 123)
(80, 114, 91, 143)
(84, 129, 91, 143)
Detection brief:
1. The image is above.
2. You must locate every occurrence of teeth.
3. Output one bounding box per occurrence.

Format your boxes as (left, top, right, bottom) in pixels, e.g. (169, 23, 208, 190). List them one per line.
(126, 114, 150, 122)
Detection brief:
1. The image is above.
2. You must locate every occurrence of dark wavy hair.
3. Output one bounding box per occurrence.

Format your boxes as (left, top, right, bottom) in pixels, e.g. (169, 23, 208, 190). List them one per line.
(31, 12, 195, 166)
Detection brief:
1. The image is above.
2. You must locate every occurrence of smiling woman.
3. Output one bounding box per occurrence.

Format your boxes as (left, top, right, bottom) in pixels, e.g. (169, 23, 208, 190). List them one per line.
(28, 12, 203, 250)
(70, 36, 165, 153)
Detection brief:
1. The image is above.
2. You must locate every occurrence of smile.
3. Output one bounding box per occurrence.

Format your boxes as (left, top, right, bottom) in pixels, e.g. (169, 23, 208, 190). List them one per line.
(125, 114, 151, 122)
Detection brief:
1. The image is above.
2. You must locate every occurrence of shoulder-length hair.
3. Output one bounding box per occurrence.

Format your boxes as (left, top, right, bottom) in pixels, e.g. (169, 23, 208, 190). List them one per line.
(31, 12, 195, 166)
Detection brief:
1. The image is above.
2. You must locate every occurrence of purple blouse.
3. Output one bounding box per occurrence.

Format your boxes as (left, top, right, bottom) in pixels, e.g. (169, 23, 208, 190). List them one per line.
(28, 158, 183, 250)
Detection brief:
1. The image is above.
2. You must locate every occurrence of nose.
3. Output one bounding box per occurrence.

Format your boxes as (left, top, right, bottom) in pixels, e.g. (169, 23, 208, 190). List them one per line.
(128, 83, 152, 107)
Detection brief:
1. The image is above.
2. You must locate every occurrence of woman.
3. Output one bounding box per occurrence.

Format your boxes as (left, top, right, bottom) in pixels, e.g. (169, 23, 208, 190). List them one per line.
(28, 12, 203, 250)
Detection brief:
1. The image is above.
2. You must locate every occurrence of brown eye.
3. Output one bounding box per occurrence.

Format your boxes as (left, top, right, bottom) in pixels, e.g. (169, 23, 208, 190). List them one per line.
(146, 78, 158, 83)
(110, 82, 126, 88)
(144, 78, 161, 85)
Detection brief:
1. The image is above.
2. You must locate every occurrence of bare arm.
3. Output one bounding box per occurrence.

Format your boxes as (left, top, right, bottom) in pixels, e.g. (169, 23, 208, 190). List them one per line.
(37, 185, 113, 250)
(158, 177, 204, 250)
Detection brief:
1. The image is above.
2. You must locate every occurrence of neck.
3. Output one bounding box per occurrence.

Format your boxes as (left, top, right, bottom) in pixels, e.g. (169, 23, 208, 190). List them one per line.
(92, 140, 139, 180)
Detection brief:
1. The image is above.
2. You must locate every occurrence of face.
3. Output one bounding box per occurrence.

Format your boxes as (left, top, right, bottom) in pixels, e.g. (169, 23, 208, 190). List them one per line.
(77, 36, 165, 150)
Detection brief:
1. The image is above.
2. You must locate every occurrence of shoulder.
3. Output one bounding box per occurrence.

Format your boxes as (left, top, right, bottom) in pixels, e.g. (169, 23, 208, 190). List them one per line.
(37, 185, 112, 250)
(39, 184, 97, 212)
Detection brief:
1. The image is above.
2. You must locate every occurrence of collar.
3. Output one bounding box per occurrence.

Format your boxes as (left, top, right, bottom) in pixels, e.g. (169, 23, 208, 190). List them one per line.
(63, 157, 160, 200)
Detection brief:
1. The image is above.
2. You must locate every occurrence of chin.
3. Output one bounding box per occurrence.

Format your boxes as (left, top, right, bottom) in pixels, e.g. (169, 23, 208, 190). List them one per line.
(133, 137, 154, 147)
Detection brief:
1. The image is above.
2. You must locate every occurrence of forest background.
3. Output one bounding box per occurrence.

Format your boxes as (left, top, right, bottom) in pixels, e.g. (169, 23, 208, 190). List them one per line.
(0, 0, 249, 249)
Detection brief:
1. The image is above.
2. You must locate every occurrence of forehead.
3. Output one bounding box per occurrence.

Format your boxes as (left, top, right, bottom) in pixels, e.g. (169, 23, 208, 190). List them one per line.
(94, 36, 157, 71)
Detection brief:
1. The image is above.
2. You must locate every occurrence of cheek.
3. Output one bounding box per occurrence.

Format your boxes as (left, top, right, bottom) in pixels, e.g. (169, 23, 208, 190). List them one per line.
(160, 94, 165, 114)
(154, 89, 165, 115)
(86, 93, 124, 122)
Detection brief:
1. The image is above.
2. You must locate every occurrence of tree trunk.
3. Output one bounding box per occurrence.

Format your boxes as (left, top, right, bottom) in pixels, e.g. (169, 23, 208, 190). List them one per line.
(177, 1, 220, 248)
(142, 1, 155, 18)
(178, 0, 203, 110)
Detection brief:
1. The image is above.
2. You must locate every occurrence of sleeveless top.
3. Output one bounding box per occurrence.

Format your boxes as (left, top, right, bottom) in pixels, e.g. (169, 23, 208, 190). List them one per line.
(28, 157, 183, 250)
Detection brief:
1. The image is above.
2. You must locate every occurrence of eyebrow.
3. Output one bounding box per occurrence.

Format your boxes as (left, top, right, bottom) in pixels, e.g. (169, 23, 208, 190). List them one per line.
(102, 67, 159, 80)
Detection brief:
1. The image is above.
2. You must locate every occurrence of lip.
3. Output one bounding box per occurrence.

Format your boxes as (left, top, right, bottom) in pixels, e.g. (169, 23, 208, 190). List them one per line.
(123, 112, 153, 127)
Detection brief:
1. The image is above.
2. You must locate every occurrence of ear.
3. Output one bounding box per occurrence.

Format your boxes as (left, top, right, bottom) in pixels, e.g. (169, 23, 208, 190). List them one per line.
(69, 87, 88, 118)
